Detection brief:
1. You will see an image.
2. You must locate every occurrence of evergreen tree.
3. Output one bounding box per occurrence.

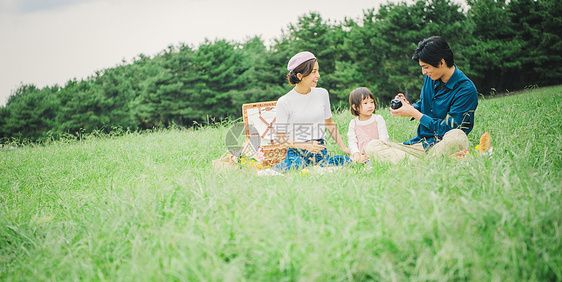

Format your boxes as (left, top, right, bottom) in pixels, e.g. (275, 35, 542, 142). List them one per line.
(231, 36, 286, 113)
(509, 0, 562, 88)
(130, 45, 191, 128)
(1, 84, 60, 141)
(0, 2, 560, 141)
(56, 78, 107, 133)
(465, 0, 518, 94)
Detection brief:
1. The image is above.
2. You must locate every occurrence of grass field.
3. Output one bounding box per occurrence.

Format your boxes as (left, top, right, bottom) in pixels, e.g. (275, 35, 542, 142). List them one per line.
(1, 86, 561, 281)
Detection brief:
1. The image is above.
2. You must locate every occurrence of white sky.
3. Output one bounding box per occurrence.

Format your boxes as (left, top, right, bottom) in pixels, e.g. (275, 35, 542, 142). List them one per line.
(0, 0, 391, 106)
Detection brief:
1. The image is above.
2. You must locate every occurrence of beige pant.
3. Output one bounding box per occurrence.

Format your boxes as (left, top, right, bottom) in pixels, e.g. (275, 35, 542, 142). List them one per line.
(364, 129, 469, 164)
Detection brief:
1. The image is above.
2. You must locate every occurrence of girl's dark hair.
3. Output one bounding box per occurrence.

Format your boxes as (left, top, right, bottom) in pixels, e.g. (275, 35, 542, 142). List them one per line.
(349, 87, 376, 116)
(287, 58, 317, 85)
(412, 36, 454, 68)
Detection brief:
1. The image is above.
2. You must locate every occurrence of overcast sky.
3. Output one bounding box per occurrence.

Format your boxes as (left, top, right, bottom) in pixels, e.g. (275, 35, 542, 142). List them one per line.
(0, 0, 392, 106)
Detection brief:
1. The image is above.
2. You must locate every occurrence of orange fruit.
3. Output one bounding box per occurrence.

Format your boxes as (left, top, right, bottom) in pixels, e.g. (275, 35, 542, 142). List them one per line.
(479, 132, 491, 153)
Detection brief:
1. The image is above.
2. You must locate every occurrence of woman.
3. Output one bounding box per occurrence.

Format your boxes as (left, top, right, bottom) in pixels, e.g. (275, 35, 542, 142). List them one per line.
(273, 51, 351, 172)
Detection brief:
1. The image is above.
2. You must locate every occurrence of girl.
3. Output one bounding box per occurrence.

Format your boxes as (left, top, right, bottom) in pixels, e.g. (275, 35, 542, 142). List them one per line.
(273, 51, 351, 172)
(347, 87, 390, 163)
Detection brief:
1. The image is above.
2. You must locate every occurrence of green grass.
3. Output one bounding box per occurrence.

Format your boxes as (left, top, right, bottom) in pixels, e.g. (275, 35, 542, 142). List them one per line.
(1, 86, 561, 281)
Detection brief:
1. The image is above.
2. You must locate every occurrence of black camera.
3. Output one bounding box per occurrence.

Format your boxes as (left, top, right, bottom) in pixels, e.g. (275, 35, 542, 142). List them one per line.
(391, 99, 402, 110)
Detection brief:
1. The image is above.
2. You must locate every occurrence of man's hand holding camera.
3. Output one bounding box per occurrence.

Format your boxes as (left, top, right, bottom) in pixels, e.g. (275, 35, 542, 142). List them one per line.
(389, 93, 423, 121)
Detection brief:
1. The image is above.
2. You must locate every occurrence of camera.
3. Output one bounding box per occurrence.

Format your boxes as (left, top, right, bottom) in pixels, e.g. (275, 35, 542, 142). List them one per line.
(391, 98, 402, 110)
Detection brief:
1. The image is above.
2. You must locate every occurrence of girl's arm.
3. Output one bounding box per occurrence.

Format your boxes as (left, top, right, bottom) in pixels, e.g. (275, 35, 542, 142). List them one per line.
(347, 121, 363, 162)
(325, 118, 350, 154)
(377, 115, 390, 141)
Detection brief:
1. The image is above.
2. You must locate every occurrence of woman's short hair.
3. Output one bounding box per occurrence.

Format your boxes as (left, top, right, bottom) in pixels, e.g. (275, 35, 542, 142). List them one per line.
(412, 36, 454, 68)
(349, 87, 376, 116)
(287, 58, 317, 85)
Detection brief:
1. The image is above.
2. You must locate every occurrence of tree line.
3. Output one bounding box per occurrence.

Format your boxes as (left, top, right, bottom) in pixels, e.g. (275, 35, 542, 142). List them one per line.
(1, 0, 560, 142)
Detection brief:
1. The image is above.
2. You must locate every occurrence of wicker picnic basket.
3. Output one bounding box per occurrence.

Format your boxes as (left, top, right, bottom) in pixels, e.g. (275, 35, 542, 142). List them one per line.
(242, 101, 287, 168)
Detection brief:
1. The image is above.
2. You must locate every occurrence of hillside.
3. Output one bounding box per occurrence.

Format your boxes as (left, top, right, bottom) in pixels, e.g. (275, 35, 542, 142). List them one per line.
(1, 86, 561, 280)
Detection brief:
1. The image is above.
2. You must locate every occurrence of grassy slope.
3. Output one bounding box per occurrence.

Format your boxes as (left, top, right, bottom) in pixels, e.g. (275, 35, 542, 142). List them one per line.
(1, 86, 561, 281)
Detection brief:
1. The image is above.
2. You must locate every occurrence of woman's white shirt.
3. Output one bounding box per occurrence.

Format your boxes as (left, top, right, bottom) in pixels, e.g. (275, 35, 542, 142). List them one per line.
(276, 87, 332, 143)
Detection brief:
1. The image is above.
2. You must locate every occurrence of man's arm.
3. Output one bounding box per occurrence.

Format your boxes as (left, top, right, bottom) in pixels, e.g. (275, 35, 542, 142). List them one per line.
(390, 94, 423, 121)
(418, 90, 477, 136)
(391, 87, 477, 136)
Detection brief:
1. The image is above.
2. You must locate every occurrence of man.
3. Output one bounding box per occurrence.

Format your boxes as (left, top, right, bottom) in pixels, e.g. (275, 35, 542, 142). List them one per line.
(364, 36, 478, 162)
(390, 36, 478, 156)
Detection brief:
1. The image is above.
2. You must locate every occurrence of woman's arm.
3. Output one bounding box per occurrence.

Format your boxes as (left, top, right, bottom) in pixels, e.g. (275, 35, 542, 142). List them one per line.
(325, 118, 350, 154)
(347, 120, 360, 155)
(275, 132, 325, 154)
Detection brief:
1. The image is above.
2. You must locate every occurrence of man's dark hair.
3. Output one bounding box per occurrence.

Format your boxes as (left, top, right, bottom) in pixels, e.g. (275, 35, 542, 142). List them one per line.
(412, 36, 454, 68)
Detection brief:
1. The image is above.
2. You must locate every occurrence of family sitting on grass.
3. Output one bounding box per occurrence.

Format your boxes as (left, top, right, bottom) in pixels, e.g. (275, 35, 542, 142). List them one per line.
(269, 36, 480, 173)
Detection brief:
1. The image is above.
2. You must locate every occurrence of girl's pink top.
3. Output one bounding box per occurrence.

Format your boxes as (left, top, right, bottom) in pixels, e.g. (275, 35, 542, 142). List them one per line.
(354, 118, 379, 153)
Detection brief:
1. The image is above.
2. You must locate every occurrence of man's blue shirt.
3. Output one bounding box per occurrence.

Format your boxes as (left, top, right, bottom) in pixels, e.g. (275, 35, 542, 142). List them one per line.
(404, 66, 478, 148)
